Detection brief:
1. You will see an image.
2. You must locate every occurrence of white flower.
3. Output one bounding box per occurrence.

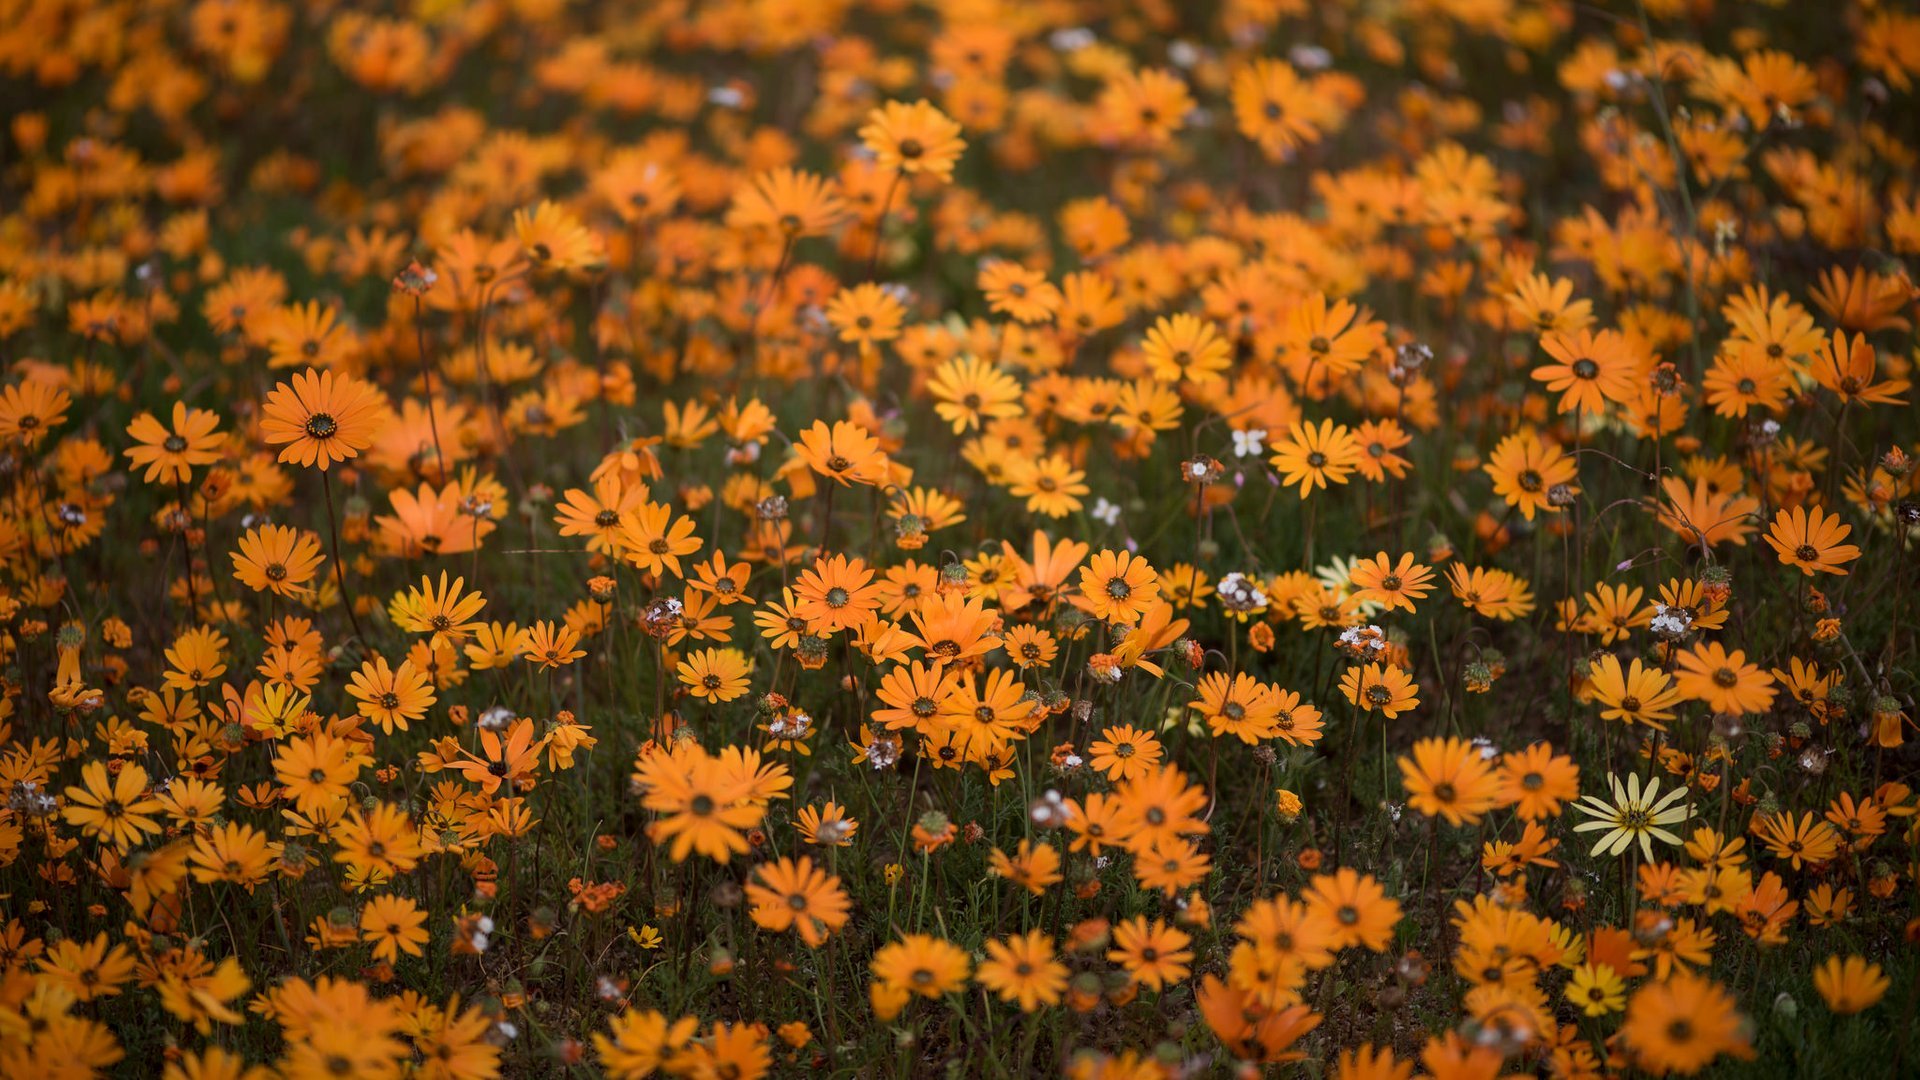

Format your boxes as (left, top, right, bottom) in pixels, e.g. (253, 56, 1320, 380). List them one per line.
(1289, 45, 1333, 71)
(1049, 27, 1095, 51)
(1572, 772, 1693, 861)
(1216, 571, 1268, 611)
(1231, 428, 1267, 458)
(1091, 498, 1121, 525)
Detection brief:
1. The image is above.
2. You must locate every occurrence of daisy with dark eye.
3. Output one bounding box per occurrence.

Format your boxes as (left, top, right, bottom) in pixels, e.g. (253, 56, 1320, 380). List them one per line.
(124, 401, 224, 484)
(976, 930, 1069, 1012)
(1571, 772, 1692, 861)
(795, 420, 888, 487)
(231, 524, 325, 598)
(345, 654, 436, 734)
(726, 168, 849, 239)
(447, 714, 541, 791)
(1673, 642, 1777, 715)
(858, 100, 966, 181)
(260, 368, 387, 471)
(825, 283, 906, 354)
(1762, 505, 1859, 576)
(1268, 419, 1363, 498)
(1230, 56, 1329, 159)
(1348, 552, 1435, 614)
(1107, 916, 1193, 991)
(1533, 327, 1638, 415)
(0, 377, 70, 448)
(522, 620, 586, 671)
(1087, 723, 1163, 781)
(1078, 548, 1160, 625)
(1398, 737, 1501, 827)
(1339, 662, 1419, 719)
(746, 855, 850, 948)
(792, 553, 883, 635)
(1483, 429, 1576, 521)
(677, 647, 750, 703)
(1587, 654, 1685, 729)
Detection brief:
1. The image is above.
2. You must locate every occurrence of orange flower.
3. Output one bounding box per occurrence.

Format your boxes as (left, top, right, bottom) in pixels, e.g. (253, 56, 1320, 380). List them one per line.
(825, 283, 906, 352)
(124, 402, 224, 484)
(1811, 330, 1909, 406)
(858, 100, 966, 180)
(1348, 552, 1435, 613)
(795, 420, 888, 487)
(1230, 57, 1330, 159)
(1399, 737, 1501, 827)
(1762, 505, 1859, 576)
(677, 647, 750, 702)
(1078, 549, 1160, 625)
(1533, 328, 1638, 415)
(1140, 313, 1231, 387)
(727, 168, 848, 238)
(1673, 643, 1776, 716)
(793, 554, 883, 634)
(260, 368, 387, 471)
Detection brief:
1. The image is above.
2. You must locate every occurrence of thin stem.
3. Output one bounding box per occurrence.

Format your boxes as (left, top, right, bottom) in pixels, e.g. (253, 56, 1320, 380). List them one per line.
(413, 295, 448, 487)
(320, 468, 367, 644)
(865, 170, 905, 282)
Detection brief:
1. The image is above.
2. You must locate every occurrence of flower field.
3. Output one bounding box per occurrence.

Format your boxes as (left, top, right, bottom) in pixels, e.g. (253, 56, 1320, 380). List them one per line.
(3, 0, 1920, 1076)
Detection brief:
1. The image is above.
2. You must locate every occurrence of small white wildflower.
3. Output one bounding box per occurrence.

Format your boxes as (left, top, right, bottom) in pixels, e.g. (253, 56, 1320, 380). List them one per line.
(1231, 427, 1267, 458)
(1092, 498, 1121, 525)
(1216, 571, 1268, 611)
(865, 736, 901, 770)
(1288, 45, 1332, 71)
(1049, 27, 1095, 51)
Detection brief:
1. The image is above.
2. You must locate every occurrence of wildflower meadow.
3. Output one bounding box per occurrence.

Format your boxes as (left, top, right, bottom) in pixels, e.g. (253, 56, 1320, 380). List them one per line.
(3, 0, 1920, 1076)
